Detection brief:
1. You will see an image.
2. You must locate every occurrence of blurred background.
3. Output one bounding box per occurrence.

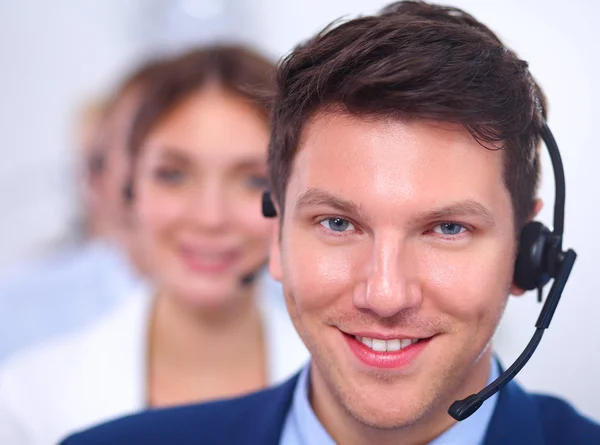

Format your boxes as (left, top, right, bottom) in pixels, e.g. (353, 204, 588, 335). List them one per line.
(0, 0, 598, 420)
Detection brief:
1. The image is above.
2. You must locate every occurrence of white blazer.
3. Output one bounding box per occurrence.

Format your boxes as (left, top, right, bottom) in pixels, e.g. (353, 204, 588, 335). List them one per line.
(0, 283, 309, 445)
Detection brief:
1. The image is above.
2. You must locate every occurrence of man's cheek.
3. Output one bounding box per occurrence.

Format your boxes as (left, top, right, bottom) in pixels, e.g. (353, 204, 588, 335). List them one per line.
(423, 252, 500, 316)
(287, 245, 356, 311)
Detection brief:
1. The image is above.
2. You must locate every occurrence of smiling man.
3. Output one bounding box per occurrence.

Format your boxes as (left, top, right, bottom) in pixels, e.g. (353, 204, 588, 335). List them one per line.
(59, 1, 600, 445)
(271, 116, 516, 443)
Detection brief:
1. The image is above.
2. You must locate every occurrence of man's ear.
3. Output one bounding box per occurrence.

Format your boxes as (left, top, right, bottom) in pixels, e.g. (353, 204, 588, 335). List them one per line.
(511, 198, 544, 296)
(268, 204, 283, 282)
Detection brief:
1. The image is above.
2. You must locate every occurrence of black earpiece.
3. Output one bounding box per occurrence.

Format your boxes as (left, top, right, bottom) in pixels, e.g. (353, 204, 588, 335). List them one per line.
(262, 190, 277, 218)
(513, 221, 553, 291)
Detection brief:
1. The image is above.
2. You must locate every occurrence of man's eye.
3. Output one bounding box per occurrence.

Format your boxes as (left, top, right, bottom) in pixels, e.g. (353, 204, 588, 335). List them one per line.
(432, 222, 466, 235)
(319, 217, 355, 232)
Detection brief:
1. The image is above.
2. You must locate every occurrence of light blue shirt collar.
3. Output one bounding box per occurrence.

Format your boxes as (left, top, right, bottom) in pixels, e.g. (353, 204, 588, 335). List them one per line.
(280, 358, 500, 445)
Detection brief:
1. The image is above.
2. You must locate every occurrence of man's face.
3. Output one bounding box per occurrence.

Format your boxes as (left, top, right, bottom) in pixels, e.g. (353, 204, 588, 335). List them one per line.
(269, 113, 517, 429)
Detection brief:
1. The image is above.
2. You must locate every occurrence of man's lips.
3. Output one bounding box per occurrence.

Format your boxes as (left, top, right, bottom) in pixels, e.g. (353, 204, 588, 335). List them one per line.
(341, 330, 435, 369)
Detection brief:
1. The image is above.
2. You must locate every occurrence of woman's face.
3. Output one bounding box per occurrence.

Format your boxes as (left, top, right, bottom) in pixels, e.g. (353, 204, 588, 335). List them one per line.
(133, 87, 272, 309)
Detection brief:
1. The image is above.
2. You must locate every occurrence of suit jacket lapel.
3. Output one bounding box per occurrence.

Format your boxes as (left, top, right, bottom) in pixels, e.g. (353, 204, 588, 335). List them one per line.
(218, 373, 300, 445)
(484, 380, 545, 445)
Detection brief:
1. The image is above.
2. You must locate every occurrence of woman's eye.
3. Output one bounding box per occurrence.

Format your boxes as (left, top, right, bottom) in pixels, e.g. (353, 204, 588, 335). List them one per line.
(154, 168, 184, 184)
(432, 222, 466, 236)
(246, 175, 268, 189)
(319, 217, 355, 233)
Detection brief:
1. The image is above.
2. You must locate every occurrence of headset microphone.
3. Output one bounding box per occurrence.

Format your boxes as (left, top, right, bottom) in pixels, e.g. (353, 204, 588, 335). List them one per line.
(240, 272, 258, 287)
(261, 123, 577, 422)
(449, 123, 577, 421)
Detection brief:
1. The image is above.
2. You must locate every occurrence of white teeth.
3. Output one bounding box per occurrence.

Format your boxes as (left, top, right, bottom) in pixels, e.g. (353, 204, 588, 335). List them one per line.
(371, 339, 387, 352)
(355, 335, 419, 352)
(386, 339, 401, 352)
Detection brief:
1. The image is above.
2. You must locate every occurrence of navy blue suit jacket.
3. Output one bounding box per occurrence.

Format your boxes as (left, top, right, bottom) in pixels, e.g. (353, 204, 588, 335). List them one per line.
(60, 373, 600, 445)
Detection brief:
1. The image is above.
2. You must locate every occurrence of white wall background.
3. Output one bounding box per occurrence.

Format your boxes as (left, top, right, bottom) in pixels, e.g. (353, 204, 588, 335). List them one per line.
(0, 0, 598, 422)
(0, 0, 145, 265)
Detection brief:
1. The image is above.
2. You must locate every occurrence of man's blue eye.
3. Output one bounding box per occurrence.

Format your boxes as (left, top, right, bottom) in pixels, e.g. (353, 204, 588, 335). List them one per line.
(320, 218, 354, 232)
(433, 223, 466, 235)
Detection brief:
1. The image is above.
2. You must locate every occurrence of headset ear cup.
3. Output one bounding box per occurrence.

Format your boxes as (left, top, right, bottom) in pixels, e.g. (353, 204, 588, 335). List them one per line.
(513, 221, 552, 291)
(262, 190, 277, 218)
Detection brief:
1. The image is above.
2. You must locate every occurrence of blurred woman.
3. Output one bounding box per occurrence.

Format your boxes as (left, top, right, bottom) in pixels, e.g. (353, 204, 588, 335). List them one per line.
(0, 45, 308, 445)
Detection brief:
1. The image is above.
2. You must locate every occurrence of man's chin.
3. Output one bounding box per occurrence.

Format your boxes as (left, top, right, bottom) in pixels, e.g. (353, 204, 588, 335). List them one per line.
(330, 376, 433, 429)
(344, 396, 430, 430)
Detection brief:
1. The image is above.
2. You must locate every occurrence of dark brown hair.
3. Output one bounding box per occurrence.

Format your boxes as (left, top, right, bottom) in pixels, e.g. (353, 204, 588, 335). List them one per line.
(125, 44, 277, 201)
(268, 0, 546, 231)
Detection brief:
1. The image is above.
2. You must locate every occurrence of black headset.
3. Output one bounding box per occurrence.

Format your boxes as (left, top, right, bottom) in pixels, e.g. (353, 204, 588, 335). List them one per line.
(261, 122, 577, 421)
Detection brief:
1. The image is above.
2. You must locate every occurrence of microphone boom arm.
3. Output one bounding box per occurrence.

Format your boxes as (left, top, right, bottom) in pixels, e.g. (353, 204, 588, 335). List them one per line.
(448, 248, 577, 421)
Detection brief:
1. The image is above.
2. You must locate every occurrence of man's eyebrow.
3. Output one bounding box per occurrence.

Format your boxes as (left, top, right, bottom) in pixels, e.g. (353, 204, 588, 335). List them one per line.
(294, 190, 495, 226)
(411, 199, 496, 227)
(294, 188, 365, 218)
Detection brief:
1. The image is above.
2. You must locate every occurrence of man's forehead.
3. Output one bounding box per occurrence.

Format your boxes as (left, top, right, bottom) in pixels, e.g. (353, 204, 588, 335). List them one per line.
(284, 112, 509, 221)
(298, 110, 469, 145)
(291, 112, 501, 175)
